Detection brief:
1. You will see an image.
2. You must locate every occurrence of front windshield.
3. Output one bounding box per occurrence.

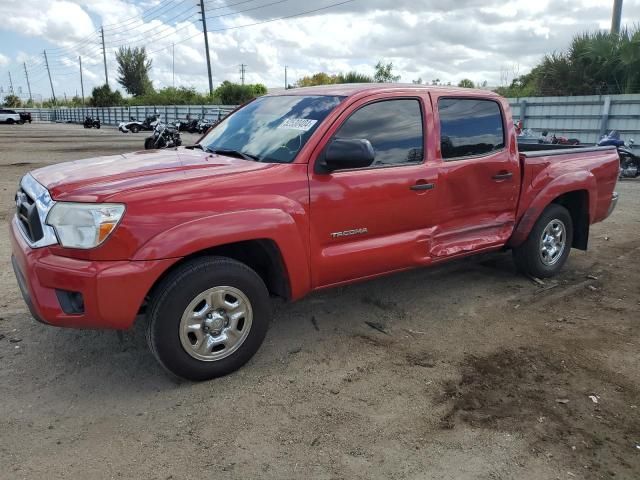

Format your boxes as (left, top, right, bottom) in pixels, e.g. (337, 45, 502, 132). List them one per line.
(200, 95, 344, 163)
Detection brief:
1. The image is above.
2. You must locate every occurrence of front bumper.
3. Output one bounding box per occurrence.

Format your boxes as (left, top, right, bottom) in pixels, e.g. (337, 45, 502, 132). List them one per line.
(10, 217, 177, 330)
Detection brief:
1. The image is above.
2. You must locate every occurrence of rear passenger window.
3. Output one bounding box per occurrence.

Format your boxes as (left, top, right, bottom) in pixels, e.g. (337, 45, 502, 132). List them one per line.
(438, 98, 505, 160)
(335, 99, 424, 167)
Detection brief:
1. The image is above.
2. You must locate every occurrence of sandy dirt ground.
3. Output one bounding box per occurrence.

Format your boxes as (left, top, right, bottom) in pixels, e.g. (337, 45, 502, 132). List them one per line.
(0, 123, 638, 480)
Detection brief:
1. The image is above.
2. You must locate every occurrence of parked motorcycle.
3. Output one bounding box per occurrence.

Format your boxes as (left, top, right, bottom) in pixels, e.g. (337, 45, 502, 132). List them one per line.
(178, 118, 198, 133)
(83, 116, 101, 129)
(537, 131, 580, 146)
(144, 121, 182, 149)
(119, 114, 158, 133)
(196, 118, 218, 134)
(598, 131, 639, 178)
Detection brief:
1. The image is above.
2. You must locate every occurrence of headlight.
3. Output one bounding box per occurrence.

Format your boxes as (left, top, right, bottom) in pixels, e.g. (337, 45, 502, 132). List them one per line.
(46, 203, 125, 249)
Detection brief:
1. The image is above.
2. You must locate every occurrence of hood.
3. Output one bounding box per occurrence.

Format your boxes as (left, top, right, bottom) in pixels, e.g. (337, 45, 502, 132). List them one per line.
(31, 148, 275, 202)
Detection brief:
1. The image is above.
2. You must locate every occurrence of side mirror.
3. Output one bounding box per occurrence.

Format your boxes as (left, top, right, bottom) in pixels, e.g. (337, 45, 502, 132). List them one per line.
(317, 138, 375, 173)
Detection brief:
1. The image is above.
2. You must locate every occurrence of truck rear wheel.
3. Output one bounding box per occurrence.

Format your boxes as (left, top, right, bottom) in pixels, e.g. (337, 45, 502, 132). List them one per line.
(146, 256, 271, 381)
(513, 204, 573, 278)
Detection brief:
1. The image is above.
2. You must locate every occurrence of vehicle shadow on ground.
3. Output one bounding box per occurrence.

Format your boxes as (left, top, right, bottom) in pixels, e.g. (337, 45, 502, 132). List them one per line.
(6, 250, 521, 399)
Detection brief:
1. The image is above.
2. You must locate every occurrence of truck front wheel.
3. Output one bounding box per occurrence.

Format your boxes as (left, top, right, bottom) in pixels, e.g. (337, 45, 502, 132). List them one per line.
(513, 204, 573, 278)
(146, 257, 271, 381)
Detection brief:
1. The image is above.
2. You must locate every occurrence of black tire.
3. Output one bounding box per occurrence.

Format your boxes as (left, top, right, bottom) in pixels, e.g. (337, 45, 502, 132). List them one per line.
(130, 124, 139, 133)
(144, 137, 155, 150)
(513, 204, 573, 278)
(146, 256, 271, 381)
(6, 118, 14, 124)
(95, 124, 100, 129)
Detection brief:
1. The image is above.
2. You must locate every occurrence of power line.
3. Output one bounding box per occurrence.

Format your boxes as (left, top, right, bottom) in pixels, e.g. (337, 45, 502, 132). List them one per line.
(102, 0, 181, 29)
(208, 0, 356, 33)
(104, 0, 194, 35)
(143, 0, 358, 55)
(204, 0, 290, 15)
(102, 6, 198, 49)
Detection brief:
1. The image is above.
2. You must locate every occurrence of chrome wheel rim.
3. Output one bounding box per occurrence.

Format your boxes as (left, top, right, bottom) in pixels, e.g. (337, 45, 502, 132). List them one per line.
(539, 219, 566, 266)
(179, 286, 253, 362)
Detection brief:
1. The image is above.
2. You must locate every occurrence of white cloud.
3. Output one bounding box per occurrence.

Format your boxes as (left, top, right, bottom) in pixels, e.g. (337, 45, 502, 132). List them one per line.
(0, 53, 9, 67)
(1, 0, 639, 98)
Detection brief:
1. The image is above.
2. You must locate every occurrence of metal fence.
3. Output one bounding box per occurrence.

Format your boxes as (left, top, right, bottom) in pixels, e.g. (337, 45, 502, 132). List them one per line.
(508, 94, 640, 144)
(20, 105, 237, 125)
(16, 94, 640, 145)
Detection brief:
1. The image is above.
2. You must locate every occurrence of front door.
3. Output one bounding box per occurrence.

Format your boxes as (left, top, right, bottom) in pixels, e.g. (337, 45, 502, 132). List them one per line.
(309, 95, 439, 288)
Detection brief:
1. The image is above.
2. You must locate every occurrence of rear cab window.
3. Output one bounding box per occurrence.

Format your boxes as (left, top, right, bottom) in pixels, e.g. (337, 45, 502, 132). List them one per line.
(437, 98, 505, 160)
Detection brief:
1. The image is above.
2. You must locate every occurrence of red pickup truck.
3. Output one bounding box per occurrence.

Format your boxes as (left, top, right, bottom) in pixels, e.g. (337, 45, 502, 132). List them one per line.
(11, 85, 619, 380)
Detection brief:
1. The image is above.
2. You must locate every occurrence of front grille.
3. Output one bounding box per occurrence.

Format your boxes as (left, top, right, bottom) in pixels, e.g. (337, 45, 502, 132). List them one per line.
(15, 187, 44, 243)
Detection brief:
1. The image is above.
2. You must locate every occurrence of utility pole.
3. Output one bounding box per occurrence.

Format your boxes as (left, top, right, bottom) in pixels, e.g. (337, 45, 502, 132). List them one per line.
(100, 26, 109, 86)
(172, 43, 175, 88)
(284, 65, 288, 89)
(8, 71, 14, 94)
(611, 0, 623, 34)
(79, 56, 85, 105)
(240, 64, 246, 85)
(23, 63, 32, 103)
(198, 0, 214, 95)
(43, 50, 56, 104)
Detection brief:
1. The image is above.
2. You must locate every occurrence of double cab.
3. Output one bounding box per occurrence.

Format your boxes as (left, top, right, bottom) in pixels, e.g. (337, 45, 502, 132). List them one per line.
(11, 85, 620, 380)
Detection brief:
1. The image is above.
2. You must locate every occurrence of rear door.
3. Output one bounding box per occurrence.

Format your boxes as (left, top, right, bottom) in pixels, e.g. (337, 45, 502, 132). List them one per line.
(309, 94, 439, 288)
(429, 95, 519, 258)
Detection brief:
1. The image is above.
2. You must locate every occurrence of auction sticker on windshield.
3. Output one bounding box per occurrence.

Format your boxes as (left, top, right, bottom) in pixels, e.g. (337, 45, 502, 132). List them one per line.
(278, 118, 318, 131)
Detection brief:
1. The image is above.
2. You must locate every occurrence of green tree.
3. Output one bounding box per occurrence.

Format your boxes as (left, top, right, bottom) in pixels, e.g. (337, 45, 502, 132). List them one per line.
(89, 84, 124, 107)
(336, 71, 373, 83)
(498, 26, 640, 97)
(457, 79, 475, 88)
(297, 72, 337, 87)
(115, 46, 153, 96)
(214, 81, 267, 104)
(374, 61, 401, 83)
(3, 94, 22, 107)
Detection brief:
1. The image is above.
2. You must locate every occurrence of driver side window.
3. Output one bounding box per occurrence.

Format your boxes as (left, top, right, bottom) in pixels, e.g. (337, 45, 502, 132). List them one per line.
(335, 99, 424, 167)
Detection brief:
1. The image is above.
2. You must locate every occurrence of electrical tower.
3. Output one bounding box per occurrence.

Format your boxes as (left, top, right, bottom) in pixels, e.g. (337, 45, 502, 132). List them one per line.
(23, 63, 32, 103)
(240, 64, 247, 85)
(199, 0, 214, 95)
(101, 26, 109, 86)
(611, 0, 623, 34)
(43, 50, 56, 103)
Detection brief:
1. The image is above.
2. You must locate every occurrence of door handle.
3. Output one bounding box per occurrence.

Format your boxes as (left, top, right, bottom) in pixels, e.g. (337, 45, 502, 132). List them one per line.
(492, 172, 513, 181)
(410, 183, 436, 191)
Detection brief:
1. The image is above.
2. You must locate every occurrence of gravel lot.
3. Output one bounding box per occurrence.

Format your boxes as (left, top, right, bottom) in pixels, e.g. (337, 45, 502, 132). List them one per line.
(1, 123, 639, 480)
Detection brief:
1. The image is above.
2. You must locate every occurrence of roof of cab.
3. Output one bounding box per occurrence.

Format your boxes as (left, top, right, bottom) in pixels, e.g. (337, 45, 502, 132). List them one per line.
(265, 83, 501, 99)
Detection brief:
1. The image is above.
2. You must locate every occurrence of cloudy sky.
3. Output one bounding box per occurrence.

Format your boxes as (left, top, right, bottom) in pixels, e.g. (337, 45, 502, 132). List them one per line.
(0, 0, 638, 100)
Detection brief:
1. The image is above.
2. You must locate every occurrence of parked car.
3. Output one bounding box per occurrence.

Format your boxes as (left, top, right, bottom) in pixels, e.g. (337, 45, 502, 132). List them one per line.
(0, 109, 22, 124)
(19, 112, 32, 124)
(11, 85, 620, 381)
(118, 115, 158, 133)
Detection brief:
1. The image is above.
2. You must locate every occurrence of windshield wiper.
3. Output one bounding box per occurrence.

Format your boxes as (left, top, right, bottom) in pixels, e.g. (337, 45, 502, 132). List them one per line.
(208, 148, 261, 162)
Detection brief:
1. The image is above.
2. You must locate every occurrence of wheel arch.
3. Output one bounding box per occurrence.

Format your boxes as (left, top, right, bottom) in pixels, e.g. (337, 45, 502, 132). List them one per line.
(509, 170, 596, 249)
(142, 238, 292, 316)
